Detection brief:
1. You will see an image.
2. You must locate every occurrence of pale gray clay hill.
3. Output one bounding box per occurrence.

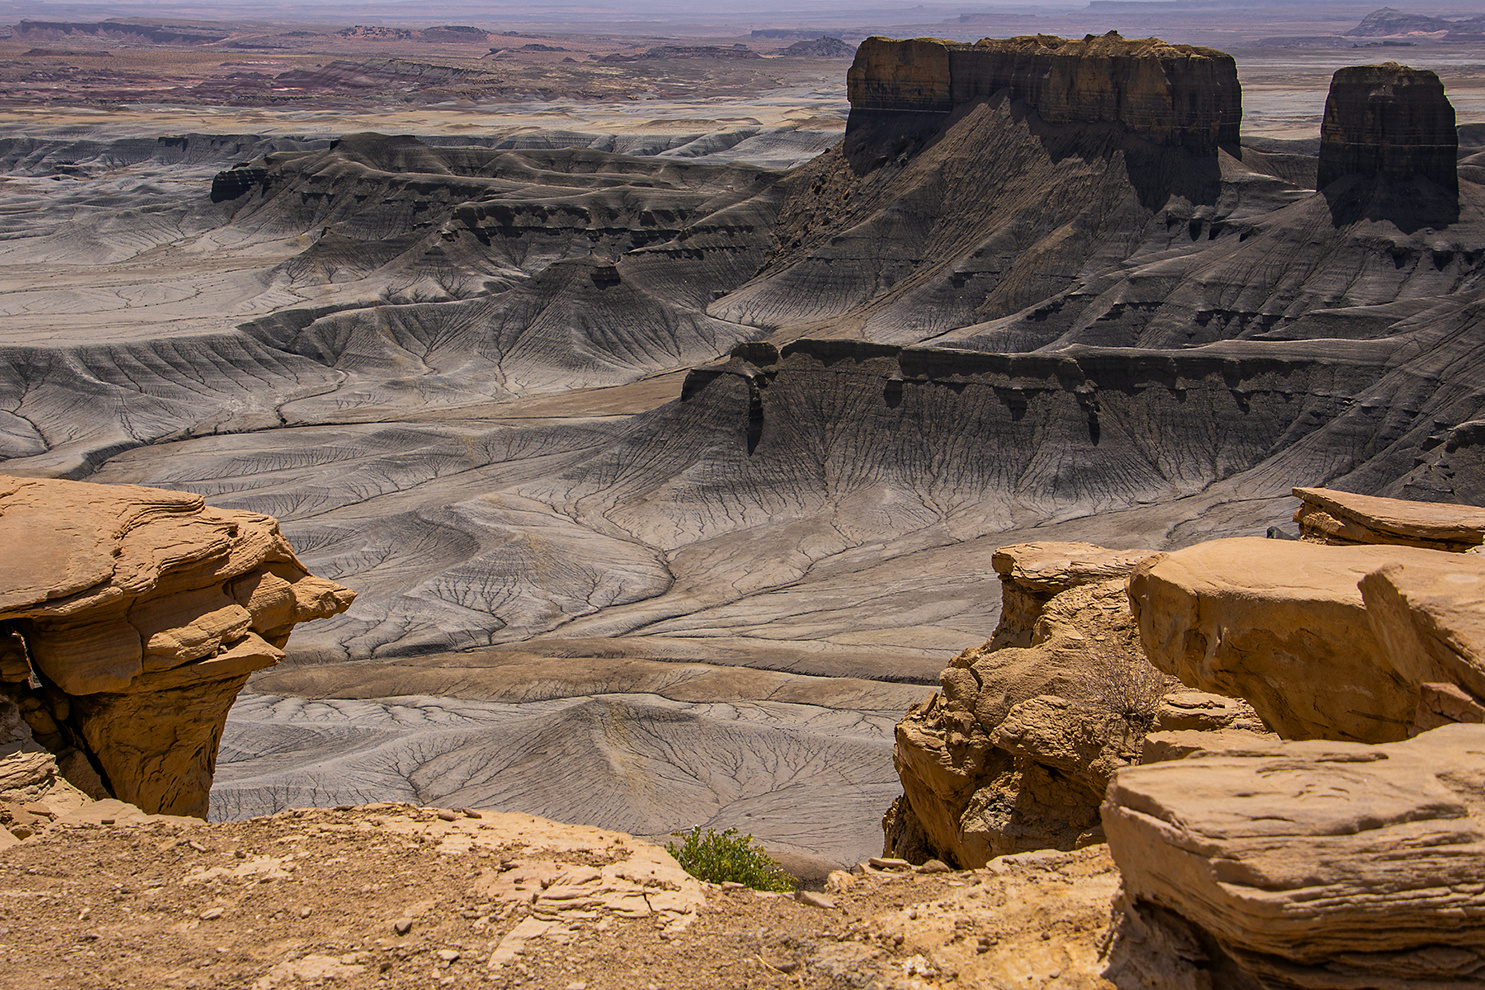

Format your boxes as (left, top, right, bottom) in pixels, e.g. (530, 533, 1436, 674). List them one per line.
(2, 33, 1485, 869)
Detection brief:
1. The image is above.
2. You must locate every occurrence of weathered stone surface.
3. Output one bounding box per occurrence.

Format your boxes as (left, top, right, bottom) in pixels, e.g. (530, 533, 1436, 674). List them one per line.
(0, 690, 91, 836)
(1102, 724, 1485, 989)
(1139, 726, 1278, 764)
(1140, 689, 1277, 761)
(1294, 485, 1485, 551)
(847, 32, 1241, 154)
(1150, 689, 1267, 735)
(0, 475, 354, 816)
(847, 37, 953, 113)
(1415, 681, 1485, 731)
(989, 542, 1161, 650)
(1360, 553, 1485, 724)
(209, 165, 269, 203)
(1129, 537, 1473, 742)
(885, 543, 1170, 867)
(1317, 62, 1457, 194)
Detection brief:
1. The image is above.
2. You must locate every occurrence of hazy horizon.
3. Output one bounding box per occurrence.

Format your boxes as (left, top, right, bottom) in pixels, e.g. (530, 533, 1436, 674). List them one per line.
(3, 0, 1484, 35)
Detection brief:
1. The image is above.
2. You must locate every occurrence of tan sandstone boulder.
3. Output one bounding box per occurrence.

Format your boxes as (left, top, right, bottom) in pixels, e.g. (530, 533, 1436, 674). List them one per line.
(1102, 723, 1485, 989)
(1361, 553, 1485, 730)
(1128, 536, 1478, 742)
(0, 475, 354, 817)
(1293, 485, 1485, 551)
(989, 542, 1162, 650)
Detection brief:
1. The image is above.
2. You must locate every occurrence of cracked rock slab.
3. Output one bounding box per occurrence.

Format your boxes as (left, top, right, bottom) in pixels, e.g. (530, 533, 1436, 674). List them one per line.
(1102, 723, 1485, 990)
(1293, 485, 1485, 551)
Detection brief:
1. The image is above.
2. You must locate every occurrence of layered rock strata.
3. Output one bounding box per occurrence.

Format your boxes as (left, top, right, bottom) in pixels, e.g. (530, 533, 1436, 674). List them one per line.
(1102, 724, 1485, 989)
(0, 476, 354, 816)
(1316, 62, 1458, 194)
(1362, 555, 1485, 731)
(0, 691, 92, 844)
(1294, 485, 1485, 550)
(847, 32, 1241, 154)
(885, 542, 1166, 867)
(1130, 536, 1485, 743)
(209, 164, 270, 202)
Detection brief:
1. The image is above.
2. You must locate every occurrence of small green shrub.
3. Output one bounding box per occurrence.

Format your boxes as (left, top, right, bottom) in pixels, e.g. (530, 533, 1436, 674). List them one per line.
(667, 826, 796, 891)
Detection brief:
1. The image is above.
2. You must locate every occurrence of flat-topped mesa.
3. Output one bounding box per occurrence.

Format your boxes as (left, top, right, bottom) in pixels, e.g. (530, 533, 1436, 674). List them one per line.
(1317, 62, 1458, 193)
(847, 32, 1241, 155)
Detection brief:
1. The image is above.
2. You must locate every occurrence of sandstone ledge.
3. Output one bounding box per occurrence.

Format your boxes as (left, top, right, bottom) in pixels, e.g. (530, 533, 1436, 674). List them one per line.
(0, 475, 354, 816)
(1103, 724, 1485, 989)
(1129, 537, 1485, 742)
(1293, 485, 1485, 551)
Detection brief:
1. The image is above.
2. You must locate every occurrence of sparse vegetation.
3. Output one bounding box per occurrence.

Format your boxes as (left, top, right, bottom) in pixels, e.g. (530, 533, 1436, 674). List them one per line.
(1088, 652, 1177, 730)
(667, 826, 796, 891)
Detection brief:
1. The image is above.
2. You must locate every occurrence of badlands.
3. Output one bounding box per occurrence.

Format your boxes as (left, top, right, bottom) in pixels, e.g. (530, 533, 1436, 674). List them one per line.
(5, 2, 1485, 987)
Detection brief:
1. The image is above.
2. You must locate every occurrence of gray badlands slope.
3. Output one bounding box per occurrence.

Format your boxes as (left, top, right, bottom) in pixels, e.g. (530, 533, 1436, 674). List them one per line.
(5, 40, 1485, 863)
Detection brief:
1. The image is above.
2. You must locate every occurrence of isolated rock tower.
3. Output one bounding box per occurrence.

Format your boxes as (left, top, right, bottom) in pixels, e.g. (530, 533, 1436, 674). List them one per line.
(1316, 62, 1458, 194)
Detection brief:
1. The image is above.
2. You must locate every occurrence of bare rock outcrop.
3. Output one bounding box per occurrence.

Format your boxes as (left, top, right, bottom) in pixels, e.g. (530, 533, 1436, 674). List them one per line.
(0, 475, 354, 817)
(884, 542, 1166, 867)
(1316, 62, 1457, 194)
(989, 542, 1162, 651)
(1102, 723, 1485, 989)
(210, 164, 270, 202)
(1139, 689, 1275, 763)
(1130, 535, 1485, 743)
(1294, 485, 1485, 550)
(1361, 554, 1485, 730)
(847, 32, 1241, 154)
(0, 691, 92, 844)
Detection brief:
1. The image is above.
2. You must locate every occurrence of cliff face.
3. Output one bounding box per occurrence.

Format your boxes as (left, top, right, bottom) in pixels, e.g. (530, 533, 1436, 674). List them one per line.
(0, 476, 354, 816)
(846, 32, 1241, 155)
(1317, 62, 1458, 193)
(882, 541, 1270, 869)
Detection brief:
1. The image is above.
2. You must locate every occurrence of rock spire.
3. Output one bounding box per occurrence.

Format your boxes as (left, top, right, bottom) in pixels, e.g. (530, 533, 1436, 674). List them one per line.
(1317, 62, 1458, 194)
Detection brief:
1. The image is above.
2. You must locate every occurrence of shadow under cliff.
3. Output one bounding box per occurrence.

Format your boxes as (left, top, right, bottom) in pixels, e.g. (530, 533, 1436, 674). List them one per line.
(845, 97, 1224, 211)
(1322, 172, 1461, 232)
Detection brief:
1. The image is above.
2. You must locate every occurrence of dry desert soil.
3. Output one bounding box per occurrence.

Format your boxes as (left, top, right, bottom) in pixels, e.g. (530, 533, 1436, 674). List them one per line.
(0, 803, 1117, 990)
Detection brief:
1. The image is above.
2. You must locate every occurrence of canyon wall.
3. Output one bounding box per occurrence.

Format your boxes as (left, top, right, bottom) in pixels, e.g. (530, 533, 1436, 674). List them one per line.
(846, 32, 1241, 155)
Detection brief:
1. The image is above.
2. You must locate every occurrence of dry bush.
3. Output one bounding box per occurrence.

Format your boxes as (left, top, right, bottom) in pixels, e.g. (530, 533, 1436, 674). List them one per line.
(1087, 652, 1177, 729)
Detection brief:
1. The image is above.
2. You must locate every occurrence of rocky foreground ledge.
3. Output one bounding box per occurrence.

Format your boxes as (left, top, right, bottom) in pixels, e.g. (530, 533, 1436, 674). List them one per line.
(7, 478, 1485, 989)
(0, 799, 1129, 990)
(0, 475, 353, 819)
(883, 486, 1485, 988)
(1105, 724, 1485, 989)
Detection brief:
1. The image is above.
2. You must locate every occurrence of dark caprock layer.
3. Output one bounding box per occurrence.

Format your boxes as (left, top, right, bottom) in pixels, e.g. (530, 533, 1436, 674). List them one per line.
(846, 33, 1241, 155)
